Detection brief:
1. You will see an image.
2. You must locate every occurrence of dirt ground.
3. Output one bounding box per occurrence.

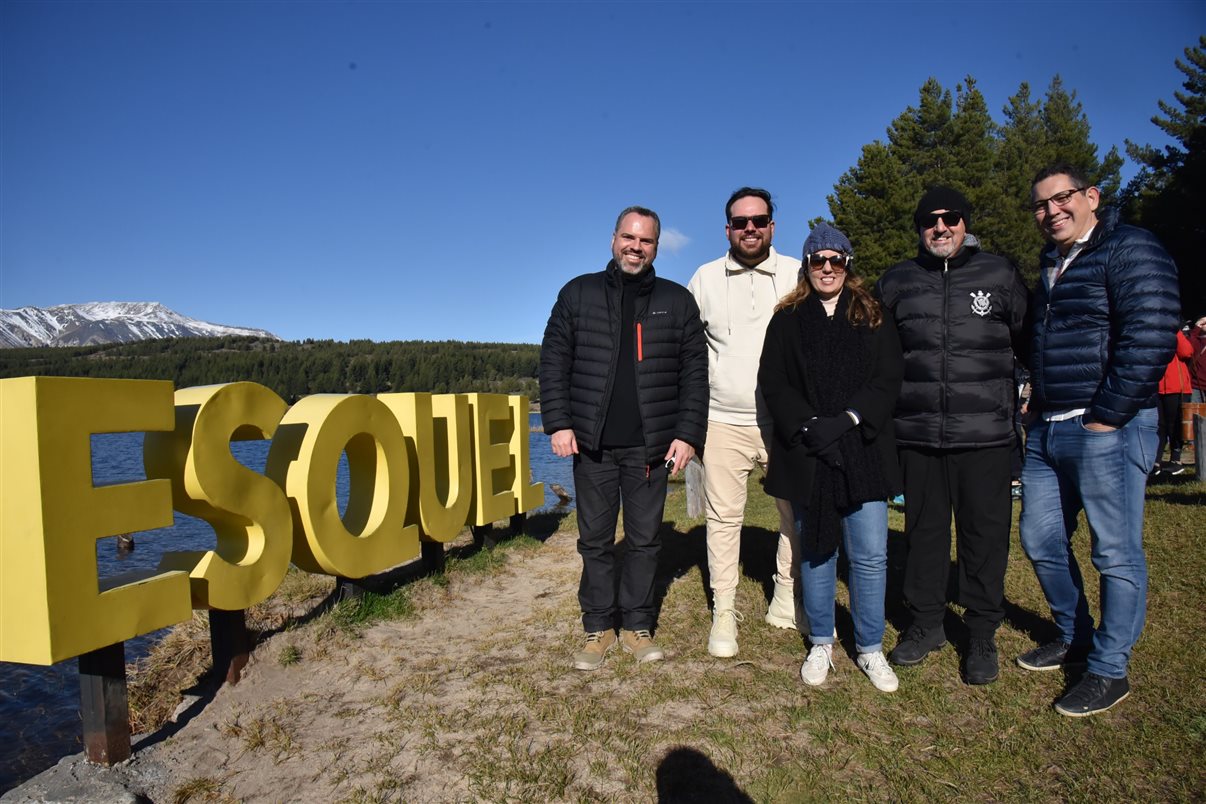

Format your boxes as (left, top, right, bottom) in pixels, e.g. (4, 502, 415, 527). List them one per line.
(133, 528, 600, 802)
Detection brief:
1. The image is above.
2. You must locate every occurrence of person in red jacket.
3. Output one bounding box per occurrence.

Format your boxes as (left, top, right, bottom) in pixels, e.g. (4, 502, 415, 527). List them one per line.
(1155, 328, 1193, 475)
(1189, 316, 1206, 403)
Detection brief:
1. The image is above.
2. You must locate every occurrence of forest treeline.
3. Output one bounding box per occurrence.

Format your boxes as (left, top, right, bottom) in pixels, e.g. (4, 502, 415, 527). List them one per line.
(824, 37, 1203, 311)
(0, 337, 542, 402)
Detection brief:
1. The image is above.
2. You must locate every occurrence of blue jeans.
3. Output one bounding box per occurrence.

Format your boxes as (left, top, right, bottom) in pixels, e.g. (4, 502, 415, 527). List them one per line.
(1019, 409, 1157, 678)
(795, 501, 889, 654)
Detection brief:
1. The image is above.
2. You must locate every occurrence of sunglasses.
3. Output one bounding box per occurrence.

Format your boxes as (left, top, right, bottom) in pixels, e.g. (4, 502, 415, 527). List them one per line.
(918, 210, 964, 229)
(729, 215, 772, 230)
(807, 254, 850, 272)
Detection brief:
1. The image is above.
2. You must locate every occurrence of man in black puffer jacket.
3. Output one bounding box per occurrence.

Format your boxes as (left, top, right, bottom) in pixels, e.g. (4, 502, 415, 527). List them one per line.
(1016, 164, 1179, 718)
(540, 205, 707, 671)
(875, 187, 1029, 686)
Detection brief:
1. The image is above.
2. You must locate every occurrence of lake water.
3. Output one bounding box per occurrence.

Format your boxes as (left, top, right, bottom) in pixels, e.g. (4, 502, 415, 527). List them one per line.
(0, 414, 572, 792)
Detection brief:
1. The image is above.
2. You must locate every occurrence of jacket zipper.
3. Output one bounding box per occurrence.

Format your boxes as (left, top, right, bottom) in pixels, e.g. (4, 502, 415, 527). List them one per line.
(941, 259, 949, 446)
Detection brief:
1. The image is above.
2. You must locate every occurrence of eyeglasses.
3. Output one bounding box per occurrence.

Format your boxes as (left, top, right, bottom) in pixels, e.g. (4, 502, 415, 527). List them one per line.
(807, 254, 850, 273)
(729, 215, 772, 230)
(1030, 187, 1087, 215)
(918, 210, 964, 229)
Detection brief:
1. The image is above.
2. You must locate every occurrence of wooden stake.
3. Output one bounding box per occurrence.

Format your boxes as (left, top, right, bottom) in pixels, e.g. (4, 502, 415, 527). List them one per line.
(78, 642, 130, 765)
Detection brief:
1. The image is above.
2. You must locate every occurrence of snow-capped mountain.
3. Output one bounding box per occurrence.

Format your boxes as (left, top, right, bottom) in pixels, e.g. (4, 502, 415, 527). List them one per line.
(0, 302, 279, 348)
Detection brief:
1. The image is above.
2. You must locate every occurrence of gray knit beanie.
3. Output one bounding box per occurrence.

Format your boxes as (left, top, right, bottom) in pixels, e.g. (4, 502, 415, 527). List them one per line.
(802, 222, 853, 258)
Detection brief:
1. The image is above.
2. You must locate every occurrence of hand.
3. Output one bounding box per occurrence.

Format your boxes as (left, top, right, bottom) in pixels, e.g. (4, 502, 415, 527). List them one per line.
(815, 441, 842, 469)
(663, 439, 695, 477)
(1082, 420, 1117, 433)
(550, 429, 578, 458)
(800, 414, 855, 453)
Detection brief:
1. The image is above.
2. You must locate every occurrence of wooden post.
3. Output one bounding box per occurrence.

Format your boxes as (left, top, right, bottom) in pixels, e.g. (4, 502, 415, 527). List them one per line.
(422, 540, 446, 573)
(470, 524, 496, 550)
(208, 609, 250, 685)
(78, 642, 130, 765)
(685, 459, 706, 519)
(1195, 414, 1205, 479)
(335, 576, 366, 601)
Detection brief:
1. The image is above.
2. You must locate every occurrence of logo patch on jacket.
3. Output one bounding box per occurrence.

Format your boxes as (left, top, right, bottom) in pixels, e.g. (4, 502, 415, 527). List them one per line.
(969, 291, 992, 317)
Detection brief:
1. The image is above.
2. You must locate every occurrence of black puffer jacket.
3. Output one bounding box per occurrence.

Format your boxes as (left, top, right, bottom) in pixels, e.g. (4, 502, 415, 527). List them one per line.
(540, 261, 708, 464)
(875, 236, 1029, 449)
(1030, 208, 1180, 426)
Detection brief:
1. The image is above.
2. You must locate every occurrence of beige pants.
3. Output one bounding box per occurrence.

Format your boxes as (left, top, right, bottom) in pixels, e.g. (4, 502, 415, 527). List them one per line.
(703, 421, 799, 595)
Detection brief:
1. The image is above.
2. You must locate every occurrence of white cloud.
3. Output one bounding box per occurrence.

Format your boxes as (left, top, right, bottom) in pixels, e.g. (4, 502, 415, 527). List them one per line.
(659, 228, 690, 254)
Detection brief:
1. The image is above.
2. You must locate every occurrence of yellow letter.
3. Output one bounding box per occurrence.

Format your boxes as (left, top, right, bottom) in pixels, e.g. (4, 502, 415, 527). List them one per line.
(265, 394, 418, 577)
(0, 377, 191, 665)
(508, 395, 545, 515)
(377, 392, 473, 543)
(464, 393, 519, 526)
(144, 383, 292, 611)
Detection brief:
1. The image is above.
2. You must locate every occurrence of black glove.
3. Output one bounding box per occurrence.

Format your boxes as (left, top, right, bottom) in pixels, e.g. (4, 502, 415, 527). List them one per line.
(800, 414, 855, 453)
(815, 440, 843, 469)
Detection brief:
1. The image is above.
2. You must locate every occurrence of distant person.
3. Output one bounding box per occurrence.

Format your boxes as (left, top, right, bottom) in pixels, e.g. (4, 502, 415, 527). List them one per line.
(875, 186, 1029, 685)
(540, 205, 708, 671)
(759, 223, 904, 692)
(1018, 164, 1179, 716)
(1154, 327, 1193, 475)
(1189, 316, 1206, 403)
(686, 187, 802, 658)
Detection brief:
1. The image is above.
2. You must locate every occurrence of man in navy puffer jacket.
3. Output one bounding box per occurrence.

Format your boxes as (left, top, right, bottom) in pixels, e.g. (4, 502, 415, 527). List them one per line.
(1017, 164, 1180, 717)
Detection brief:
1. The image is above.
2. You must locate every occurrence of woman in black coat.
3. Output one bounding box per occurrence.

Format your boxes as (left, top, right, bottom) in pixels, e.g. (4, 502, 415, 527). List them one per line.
(758, 223, 904, 693)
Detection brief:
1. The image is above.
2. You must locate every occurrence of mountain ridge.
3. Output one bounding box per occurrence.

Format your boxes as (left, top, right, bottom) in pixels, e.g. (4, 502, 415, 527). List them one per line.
(0, 302, 278, 348)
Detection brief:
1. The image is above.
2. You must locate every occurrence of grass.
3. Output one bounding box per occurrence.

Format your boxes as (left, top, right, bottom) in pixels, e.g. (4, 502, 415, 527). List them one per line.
(134, 466, 1205, 802)
(391, 471, 1203, 802)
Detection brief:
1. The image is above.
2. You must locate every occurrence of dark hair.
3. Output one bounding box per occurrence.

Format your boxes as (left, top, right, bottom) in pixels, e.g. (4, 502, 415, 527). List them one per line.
(614, 206, 661, 239)
(725, 187, 774, 221)
(1031, 163, 1093, 190)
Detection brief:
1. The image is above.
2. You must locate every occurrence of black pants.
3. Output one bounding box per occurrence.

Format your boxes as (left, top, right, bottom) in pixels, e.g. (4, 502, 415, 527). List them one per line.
(1156, 393, 1187, 461)
(573, 446, 667, 632)
(899, 445, 1012, 639)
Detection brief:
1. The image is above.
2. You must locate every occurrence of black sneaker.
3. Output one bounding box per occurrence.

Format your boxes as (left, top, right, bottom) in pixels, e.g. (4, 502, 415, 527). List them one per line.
(1016, 640, 1090, 672)
(1164, 460, 1187, 476)
(1054, 672, 1130, 717)
(963, 637, 999, 685)
(888, 624, 947, 666)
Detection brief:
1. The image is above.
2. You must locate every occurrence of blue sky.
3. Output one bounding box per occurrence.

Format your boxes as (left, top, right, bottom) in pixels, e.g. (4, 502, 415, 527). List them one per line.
(2, 1, 1202, 344)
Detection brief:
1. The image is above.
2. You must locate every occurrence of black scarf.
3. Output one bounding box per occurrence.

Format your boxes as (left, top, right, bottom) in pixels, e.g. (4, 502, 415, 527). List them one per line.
(796, 292, 890, 555)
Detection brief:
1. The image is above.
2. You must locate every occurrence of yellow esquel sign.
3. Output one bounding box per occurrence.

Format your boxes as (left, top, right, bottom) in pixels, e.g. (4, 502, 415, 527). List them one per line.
(0, 377, 543, 666)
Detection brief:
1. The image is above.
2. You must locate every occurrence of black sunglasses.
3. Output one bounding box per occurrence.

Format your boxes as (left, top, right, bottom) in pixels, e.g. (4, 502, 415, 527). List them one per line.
(729, 215, 772, 230)
(807, 254, 850, 272)
(918, 210, 964, 229)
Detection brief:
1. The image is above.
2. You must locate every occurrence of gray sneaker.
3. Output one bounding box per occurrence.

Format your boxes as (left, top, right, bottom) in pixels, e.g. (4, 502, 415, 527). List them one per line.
(573, 630, 617, 671)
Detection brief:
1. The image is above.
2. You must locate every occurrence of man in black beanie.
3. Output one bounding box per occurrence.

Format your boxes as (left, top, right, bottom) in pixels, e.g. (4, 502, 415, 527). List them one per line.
(875, 187, 1029, 685)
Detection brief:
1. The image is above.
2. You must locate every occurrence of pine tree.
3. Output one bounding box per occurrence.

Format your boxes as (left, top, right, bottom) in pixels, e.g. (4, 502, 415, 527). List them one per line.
(1122, 36, 1206, 317)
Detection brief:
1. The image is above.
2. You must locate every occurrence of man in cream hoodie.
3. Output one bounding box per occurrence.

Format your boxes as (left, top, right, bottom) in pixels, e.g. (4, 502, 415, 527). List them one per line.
(688, 187, 802, 657)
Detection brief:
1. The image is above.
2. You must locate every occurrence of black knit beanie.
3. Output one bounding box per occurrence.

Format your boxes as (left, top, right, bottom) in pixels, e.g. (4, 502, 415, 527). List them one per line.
(913, 186, 971, 229)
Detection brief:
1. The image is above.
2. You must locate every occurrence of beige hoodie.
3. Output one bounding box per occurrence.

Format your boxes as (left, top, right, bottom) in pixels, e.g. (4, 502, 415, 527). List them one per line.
(687, 247, 801, 426)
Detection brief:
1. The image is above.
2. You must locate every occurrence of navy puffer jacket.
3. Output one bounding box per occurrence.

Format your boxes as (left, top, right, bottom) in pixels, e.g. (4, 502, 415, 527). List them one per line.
(1029, 208, 1180, 426)
(875, 236, 1029, 448)
(539, 261, 708, 464)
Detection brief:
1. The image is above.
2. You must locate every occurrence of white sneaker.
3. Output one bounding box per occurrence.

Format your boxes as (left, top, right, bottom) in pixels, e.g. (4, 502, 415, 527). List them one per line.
(857, 650, 899, 692)
(708, 607, 743, 658)
(800, 644, 834, 686)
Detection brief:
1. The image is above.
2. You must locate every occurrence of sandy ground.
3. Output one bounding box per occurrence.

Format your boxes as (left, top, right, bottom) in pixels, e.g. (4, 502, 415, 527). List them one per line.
(134, 529, 586, 802)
